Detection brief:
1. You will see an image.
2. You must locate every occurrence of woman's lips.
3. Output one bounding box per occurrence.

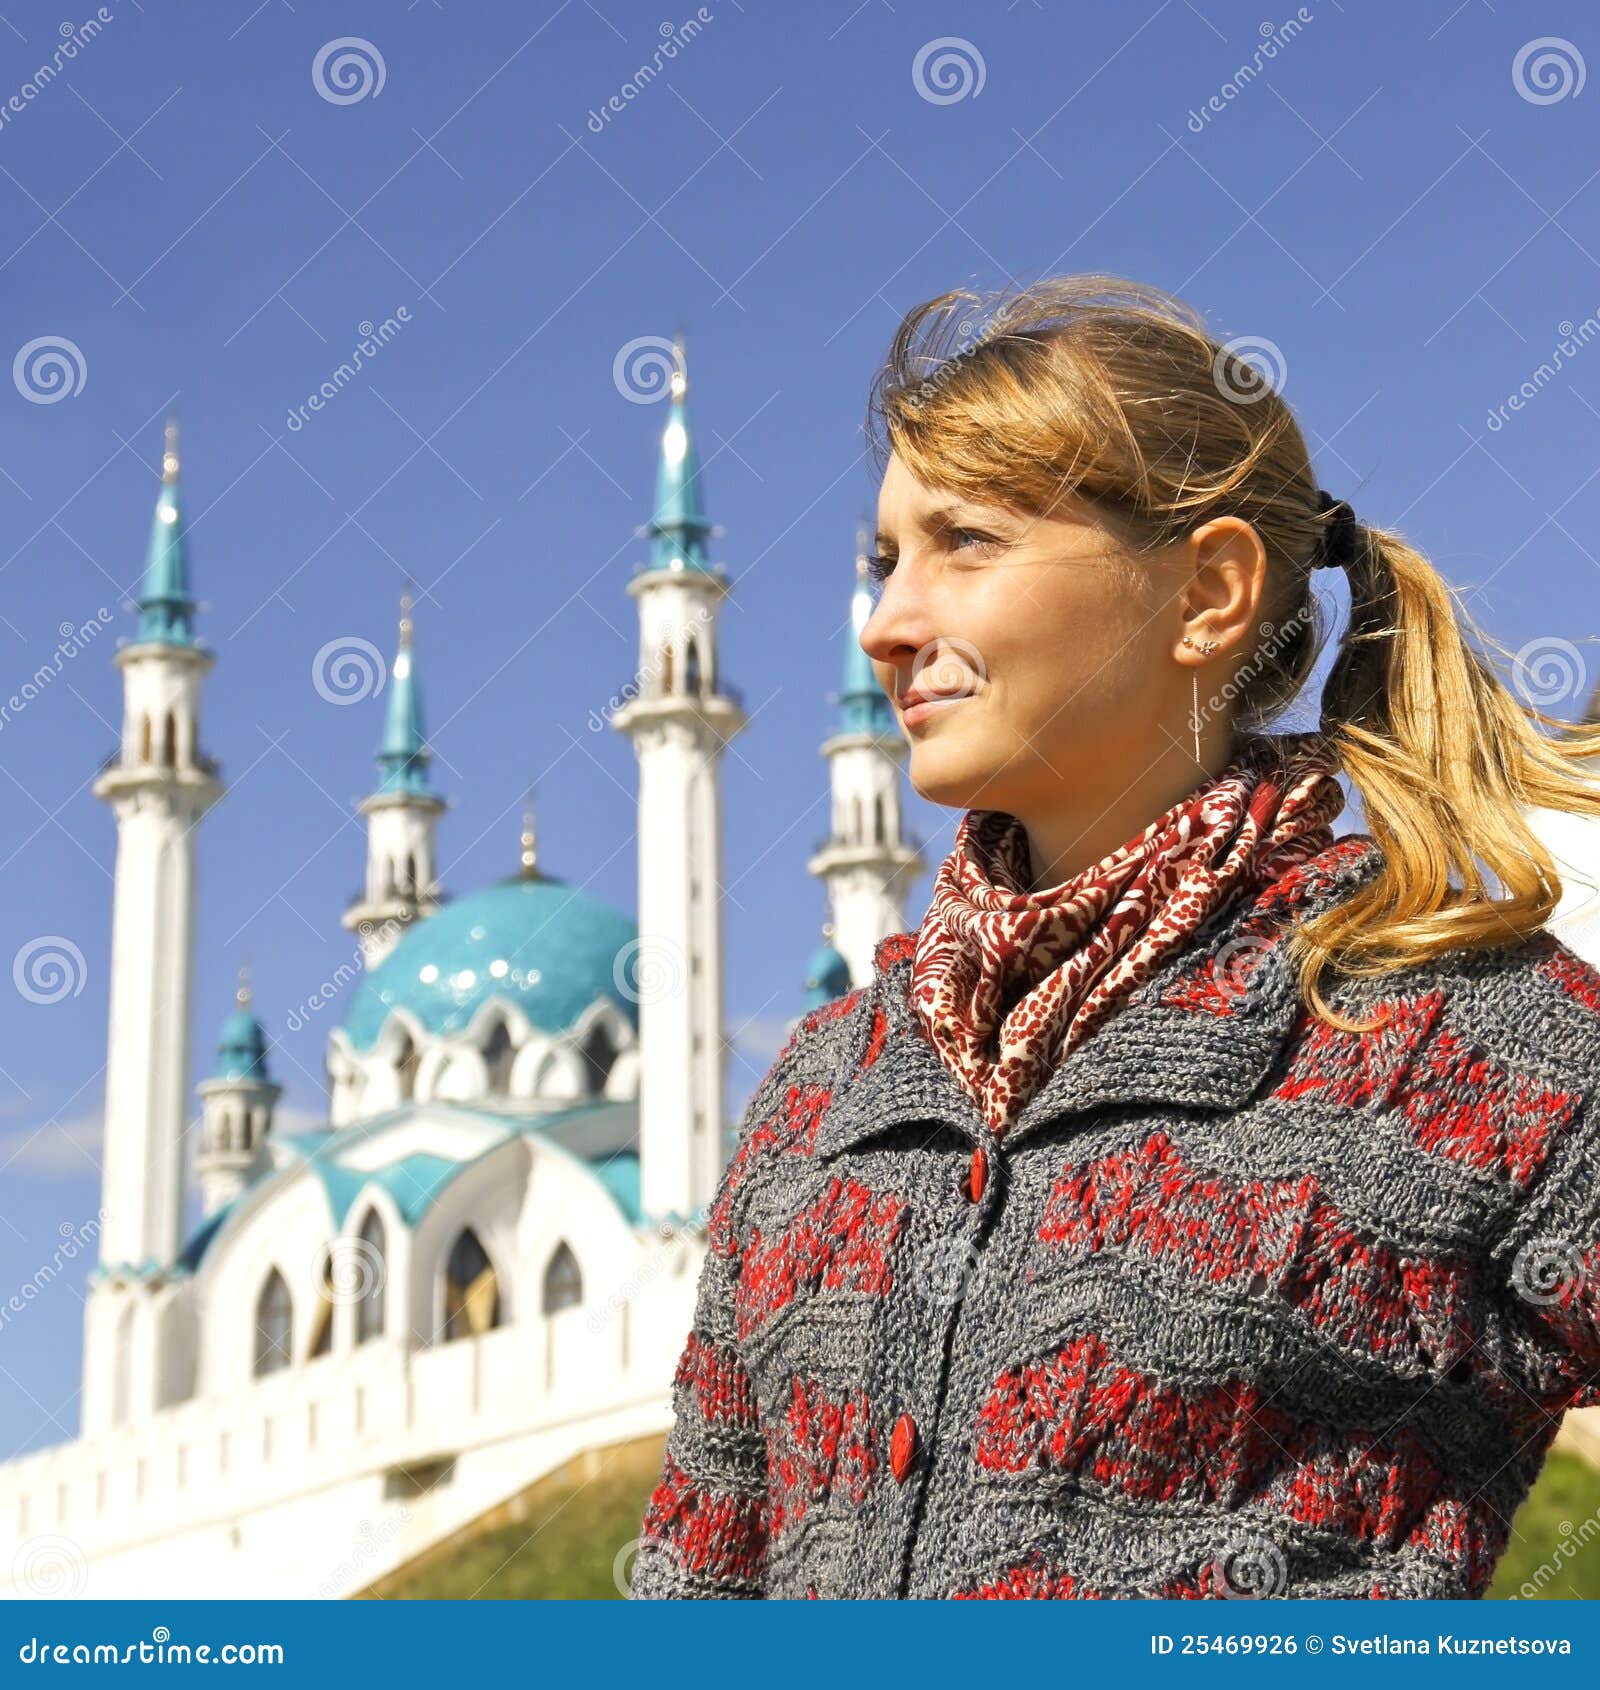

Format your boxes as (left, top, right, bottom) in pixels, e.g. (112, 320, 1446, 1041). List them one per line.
(901, 694, 972, 729)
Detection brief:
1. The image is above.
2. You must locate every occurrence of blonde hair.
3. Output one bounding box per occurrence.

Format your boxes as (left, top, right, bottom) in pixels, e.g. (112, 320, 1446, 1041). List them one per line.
(866, 273, 1600, 1028)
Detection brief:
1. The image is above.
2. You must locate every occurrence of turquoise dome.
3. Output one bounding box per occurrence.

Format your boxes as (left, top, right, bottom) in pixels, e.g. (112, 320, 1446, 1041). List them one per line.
(214, 1006, 269, 1080)
(344, 876, 640, 1052)
(803, 940, 851, 1009)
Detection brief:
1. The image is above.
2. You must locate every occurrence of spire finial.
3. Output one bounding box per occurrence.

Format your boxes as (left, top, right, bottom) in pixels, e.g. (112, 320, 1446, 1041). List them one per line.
(398, 585, 414, 649)
(162, 414, 180, 485)
(236, 959, 252, 1010)
(670, 322, 687, 400)
(519, 787, 539, 876)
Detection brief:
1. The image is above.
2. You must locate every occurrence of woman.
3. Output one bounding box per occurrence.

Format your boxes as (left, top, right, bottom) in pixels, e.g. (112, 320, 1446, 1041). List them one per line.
(629, 274, 1600, 1600)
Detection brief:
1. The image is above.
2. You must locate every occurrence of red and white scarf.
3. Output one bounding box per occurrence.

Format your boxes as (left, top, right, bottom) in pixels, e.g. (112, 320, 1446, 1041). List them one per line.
(909, 730, 1346, 1136)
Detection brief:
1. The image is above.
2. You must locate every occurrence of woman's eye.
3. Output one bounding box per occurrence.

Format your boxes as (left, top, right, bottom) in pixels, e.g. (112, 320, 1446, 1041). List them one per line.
(948, 526, 999, 553)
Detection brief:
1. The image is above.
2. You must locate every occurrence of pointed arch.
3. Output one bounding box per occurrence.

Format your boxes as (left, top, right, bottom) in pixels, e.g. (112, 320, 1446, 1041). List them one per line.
(160, 712, 177, 769)
(874, 793, 887, 845)
(659, 642, 674, 694)
(253, 1267, 293, 1376)
(481, 1016, 515, 1095)
(395, 1030, 420, 1102)
(404, 851, 418, 896)
(441, 1227, 499, 1341)
(580, 1022, 616, 1095)
(139, 715, 153, 763)
(543, 1241, 583, 1315)
(307, 1252, 335, 1359)
(355, 1208, 387, 1344)
(684, 634, 703, 696)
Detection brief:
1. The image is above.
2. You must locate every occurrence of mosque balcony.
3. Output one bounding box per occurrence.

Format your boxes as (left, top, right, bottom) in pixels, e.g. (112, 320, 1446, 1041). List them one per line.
(609, 679, 747, 732)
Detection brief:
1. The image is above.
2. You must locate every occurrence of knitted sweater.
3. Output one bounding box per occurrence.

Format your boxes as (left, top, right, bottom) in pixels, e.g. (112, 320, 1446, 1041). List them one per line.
(629, 835, 1600, 1600)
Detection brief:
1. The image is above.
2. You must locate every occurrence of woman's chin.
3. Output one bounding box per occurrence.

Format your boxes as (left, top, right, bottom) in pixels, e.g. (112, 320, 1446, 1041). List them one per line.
(907, 745, 1014, 814)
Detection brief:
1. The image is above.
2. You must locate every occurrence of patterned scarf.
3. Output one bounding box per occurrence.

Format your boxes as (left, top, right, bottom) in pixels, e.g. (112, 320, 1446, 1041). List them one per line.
(909, 730, 1346, 1136)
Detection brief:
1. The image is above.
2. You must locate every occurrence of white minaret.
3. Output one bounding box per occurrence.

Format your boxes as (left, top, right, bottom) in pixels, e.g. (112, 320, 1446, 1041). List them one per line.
(195, 966, 280, 1217)
(611, 336, 746, 1221)
(342, 595, 445, 968)
(83, 418, 222, 1432)
(806, 531, 924, 985)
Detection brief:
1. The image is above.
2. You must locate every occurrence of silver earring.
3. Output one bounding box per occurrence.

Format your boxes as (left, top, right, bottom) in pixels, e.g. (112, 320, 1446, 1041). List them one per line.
(1181, 635, 1219, 765)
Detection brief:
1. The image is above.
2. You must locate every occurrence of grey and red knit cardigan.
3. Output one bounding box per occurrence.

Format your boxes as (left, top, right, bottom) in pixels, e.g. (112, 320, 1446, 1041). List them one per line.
(628, 835, 1600, 1599)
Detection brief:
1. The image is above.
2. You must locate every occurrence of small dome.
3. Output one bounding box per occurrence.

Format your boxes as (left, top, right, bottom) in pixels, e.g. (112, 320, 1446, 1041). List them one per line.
(803, 940, 851, 1009)
(344, 876, 640, 1052)
(214, 1006, 268, 1080)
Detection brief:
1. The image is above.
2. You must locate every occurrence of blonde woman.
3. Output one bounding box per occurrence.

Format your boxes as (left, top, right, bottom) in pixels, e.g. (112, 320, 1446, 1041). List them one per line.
(630, 275, 1600, 1601)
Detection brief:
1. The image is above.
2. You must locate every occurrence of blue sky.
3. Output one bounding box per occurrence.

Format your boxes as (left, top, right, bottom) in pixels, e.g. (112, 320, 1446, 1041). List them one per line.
(1, 0, 1597, 1455)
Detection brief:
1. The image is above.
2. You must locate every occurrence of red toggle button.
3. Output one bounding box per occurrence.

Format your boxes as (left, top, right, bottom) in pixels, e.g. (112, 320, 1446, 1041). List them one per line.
(967, 1146, 988, 1203)
(890, 1413, 917, 1484)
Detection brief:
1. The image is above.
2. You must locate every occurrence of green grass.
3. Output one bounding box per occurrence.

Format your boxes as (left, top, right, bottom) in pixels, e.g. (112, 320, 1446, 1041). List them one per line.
(1488, 1453, 1600, 1600)
(366, 1441, 1600, 1600)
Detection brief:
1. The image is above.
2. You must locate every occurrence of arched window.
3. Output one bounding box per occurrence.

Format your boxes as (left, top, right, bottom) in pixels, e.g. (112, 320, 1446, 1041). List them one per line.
(441, 1228, 499, 1341)
(139, 715, 153, 763)
(482, 1017, 514, 1094)
(405, 852, 418, 895)
(659, 642, 674, 694)
(160, 712, 177, 768)
(874, 794, 886, 844)
(852, 795, 864, 844)
(253, 1268, 293, 1376)
(307, 1253, 334, 1359)
(581, 1024, 616, 1095)
(356, 1209, 386, 1344)
(684, 635, 703, 696)
(395, 1032, 419, 1102)
(543, 1242, 583, 1315)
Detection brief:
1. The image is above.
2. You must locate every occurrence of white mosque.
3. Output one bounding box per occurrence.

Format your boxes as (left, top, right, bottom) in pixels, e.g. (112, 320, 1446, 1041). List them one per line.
(0, 347, 926, 1600)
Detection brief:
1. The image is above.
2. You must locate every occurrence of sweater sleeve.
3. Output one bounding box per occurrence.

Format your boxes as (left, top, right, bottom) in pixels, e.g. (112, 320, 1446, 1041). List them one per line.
(627, 1027, 813, 1599)
(1489, 1090, 1600, 1418)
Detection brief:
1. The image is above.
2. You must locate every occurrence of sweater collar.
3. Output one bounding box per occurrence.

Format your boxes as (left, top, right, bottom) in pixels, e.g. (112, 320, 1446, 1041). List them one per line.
(811, 834, 1387, 1160)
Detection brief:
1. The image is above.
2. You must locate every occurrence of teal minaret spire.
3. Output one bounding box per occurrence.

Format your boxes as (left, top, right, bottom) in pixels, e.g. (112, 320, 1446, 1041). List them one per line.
(137, 416, 197, 647)
(645, 332, 713, 574)
(839, 526, 895, 736)
(376, 592, 435, 798)
(343, 591, 447, 967)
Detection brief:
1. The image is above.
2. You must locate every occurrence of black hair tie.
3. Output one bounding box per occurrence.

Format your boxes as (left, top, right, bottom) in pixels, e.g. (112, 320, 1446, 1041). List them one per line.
(1313, 488, 1360, 573)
